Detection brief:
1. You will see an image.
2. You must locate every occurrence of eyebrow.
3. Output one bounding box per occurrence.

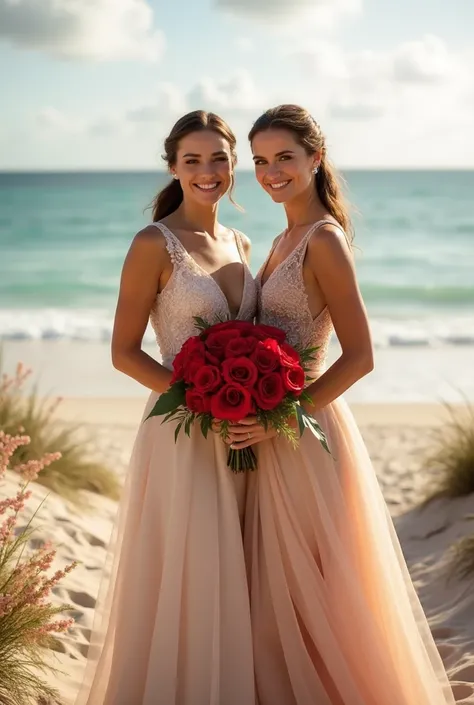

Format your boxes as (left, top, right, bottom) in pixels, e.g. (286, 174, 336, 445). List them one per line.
(182, 150, 228, 158)
(252, 150, 295, 160)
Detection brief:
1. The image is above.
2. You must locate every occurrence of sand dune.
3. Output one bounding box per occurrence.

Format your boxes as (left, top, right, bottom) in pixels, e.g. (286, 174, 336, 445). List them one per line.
(1, 400, 474, 703)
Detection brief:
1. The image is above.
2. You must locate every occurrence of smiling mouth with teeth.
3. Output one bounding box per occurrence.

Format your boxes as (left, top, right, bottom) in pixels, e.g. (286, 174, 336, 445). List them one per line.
(194, 183, 220, 191)
(268, 180, 291, 190)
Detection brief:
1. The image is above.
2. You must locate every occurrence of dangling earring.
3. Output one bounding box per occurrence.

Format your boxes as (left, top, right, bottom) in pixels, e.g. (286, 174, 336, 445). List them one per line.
(313, 166, 319, 175)
(172, 173, 179, 180)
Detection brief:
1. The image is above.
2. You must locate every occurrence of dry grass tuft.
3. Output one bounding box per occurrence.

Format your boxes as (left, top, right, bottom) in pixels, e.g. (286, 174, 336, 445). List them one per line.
(0, 363, 120, 504)
(422, 402, 474, 504)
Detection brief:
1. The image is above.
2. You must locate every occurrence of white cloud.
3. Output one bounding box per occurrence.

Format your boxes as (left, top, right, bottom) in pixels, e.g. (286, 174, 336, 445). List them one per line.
(234, 37, 253, 53)
(0, 0, 164, 61)
(36, 108, 85, 134)
(392, 35, 462, 84)
(36, 107, 131, 139)
(329, 99, 385, 121)
(293, 42, 348, 79)
(122, 72, 264, 133)
(17, 38, 474, 170)
(35, 72, 264, 146)
(126, 84, 188, 123)
(214, 0, 361, 30)
(293, 35, 470, 125)
(88, 116, 132, 138)
(187, 71, 263, 114)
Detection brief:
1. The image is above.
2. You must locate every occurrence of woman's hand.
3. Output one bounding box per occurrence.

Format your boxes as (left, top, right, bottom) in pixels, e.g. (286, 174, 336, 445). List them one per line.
(225, 417, 278, 450)
(211, 399, 315, 449)
(211, 417, 276, 448)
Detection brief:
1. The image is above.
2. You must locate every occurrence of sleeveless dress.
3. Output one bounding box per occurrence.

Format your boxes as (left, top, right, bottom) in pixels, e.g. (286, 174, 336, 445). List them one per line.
(245, 220, 455, 705)
(76, 222, 258, 705)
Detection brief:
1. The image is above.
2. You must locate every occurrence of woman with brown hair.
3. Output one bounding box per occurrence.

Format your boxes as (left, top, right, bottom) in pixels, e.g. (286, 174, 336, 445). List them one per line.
(227, 104, 455, 705)
(76, 111, 257, 705)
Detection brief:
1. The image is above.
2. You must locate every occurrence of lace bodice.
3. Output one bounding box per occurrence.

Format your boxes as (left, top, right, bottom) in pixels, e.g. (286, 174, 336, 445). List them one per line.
(149, 222, 257, 370)
(256, 220, 337, 378)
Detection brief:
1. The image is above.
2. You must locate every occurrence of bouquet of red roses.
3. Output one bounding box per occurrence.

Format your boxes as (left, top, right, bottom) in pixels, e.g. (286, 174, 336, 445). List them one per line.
(146, 318, 329, 472)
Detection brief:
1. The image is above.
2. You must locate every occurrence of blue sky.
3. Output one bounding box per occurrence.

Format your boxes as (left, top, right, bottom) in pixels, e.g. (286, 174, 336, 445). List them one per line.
(1, 0, 473, 170)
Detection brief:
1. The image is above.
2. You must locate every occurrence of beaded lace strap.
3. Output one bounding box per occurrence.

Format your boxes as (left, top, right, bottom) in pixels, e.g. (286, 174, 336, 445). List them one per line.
(151, 222, 185, 265)
(233, 229, 249, 265)
(294, 219, 342, 265)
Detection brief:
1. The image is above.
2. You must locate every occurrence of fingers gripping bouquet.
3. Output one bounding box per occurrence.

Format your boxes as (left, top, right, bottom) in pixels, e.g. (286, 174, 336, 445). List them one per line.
(146, 318, 330, 472)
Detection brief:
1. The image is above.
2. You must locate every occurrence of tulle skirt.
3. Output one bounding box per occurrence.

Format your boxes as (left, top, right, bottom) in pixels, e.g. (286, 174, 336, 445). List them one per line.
(75, 391, 255, 705)
(245, 397, 455, 705)
(76, 392, 455, 705)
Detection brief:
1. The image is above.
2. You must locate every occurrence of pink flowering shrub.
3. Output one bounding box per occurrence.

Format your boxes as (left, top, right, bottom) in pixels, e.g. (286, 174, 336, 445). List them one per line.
(0, 430, 77, 705)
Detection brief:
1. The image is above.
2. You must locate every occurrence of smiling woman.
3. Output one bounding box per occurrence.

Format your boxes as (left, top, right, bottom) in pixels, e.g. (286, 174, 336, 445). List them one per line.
(75, 111, 258, 705)
(249, 104, 353, 239)
(151, 110, 239, 220)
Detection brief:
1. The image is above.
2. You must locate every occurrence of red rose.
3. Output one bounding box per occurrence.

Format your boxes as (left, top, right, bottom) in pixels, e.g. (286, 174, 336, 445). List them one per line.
(186, 389, 211, 414)
(222, 356, 258, 388)
(205, 329, 242, 360)
(193, 365, 222, 394)
(225, 335, 258, 358)
(171, 336, 205, 383)
(254, 324, 287, 343)
(210, 383, 253, 421)
(171, 349, 186, 384)
(281, 365, 305, 395)
(184, 350, 207, 384)
(279, 342, 301, 369)
(201, 320, 255, 340)
(253, 373, 285, 410)
(251, 339, 280, 374)
(205, 350, 221, 366)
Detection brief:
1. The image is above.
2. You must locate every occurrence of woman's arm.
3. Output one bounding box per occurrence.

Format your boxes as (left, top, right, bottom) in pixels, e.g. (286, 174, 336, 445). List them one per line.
(303, 223, 374, 409)
(224, 224, 374, 450)
(111, 226, 173, 394)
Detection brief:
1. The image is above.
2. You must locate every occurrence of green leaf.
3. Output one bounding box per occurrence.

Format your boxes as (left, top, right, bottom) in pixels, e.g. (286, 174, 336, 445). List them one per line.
(295, 404, 305, 438)
(297, 345, 320, 366)
(300, 410, 331, 454)
(145, 381, 186, 420)
(184, 414, 194, 437)
(200, 413, 212, 439)
(193, 316, 212, 331)
(174, 419, 184, 443)
(163, 408, 182, 423)
(300, 390, 313, 404)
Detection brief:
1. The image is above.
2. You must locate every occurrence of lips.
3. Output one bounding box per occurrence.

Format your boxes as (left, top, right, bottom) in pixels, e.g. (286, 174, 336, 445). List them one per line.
(267, 180, 291, 191)
(194, 182, 221, 193)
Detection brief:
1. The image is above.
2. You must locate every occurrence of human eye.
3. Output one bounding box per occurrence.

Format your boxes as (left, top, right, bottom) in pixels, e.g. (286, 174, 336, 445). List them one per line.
(185, 158, 198, 164)
(279, 155, 292, 161)
(253, 159, 266, 166)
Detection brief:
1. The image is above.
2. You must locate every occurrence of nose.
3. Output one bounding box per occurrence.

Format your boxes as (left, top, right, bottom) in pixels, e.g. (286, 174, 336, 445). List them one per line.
(265, 163, 282, 179)
(199, 161, 218, 176)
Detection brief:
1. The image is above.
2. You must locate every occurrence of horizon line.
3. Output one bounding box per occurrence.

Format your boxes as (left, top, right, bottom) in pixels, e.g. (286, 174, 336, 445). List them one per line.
(1, 167, 474, 174)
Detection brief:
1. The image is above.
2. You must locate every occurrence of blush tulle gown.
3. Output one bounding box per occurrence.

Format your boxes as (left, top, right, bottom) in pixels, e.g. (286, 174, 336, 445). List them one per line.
(244, 219, 455, 705)
(75, 222, 258, 705)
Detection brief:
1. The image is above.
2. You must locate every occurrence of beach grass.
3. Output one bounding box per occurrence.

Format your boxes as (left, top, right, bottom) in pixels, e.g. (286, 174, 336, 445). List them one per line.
(422, 402, 474, 504)
(0, 363, 120, 504)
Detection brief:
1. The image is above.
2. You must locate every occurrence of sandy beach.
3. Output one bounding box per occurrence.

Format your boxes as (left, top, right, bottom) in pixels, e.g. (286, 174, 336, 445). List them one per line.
(1, 397, 473, 703)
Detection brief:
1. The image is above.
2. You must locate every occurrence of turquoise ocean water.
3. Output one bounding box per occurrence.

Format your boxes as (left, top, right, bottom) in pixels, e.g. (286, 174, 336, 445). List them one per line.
(1, 170, 474, 348)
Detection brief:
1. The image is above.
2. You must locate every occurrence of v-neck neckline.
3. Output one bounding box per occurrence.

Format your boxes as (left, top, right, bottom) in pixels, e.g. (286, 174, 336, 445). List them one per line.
(158, 222, 249, 320)
(258, 219, 335, 289)
(258, 231, 307, 289)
